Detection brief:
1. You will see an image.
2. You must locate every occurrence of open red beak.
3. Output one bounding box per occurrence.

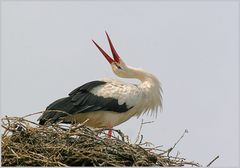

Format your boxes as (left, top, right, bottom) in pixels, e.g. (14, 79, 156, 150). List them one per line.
(92, 32, 121, 64)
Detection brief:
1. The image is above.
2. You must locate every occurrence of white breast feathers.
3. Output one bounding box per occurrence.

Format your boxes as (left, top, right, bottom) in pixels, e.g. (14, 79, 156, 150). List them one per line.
(90, 79, 143, 108)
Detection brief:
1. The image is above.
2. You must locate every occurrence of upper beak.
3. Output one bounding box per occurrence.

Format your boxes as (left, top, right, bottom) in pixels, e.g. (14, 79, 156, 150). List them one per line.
(92, 31, 121, 64)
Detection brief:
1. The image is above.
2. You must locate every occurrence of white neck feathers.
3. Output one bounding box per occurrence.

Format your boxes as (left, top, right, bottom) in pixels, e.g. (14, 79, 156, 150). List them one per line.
(127, 67, 163, 116)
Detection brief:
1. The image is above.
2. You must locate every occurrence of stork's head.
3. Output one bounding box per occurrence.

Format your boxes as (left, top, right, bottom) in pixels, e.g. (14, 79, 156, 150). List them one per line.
(92, 32, 130, 78)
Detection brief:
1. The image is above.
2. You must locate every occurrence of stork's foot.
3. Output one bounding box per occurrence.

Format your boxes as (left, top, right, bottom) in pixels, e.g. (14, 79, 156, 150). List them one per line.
(107, 129, 112, 138)
(107, 123, 113, 138)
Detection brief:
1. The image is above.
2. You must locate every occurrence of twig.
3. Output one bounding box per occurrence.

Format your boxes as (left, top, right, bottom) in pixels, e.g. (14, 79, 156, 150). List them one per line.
(7, 146, 20, 159)
(22, 111, 44, 118)
(69, 119, 89, 132)
(180, 161, 201, 167)
(138, 135, 143, 144)
(206, 155, 219, 167)
(167, 129, 188, 156)
(134, 119, 154, 144)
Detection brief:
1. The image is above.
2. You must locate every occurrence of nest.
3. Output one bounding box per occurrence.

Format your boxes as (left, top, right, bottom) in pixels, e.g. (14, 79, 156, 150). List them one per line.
(1, 113, 203, 167)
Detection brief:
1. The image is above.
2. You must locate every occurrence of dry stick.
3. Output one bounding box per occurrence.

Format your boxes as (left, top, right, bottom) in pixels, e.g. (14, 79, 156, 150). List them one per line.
(181, 160, 201, 167)
(22, 111, 44, 118)
(21, 118, 41, 126)
(167, 129, 188, 156)
(21, 154, 67, 167)
(28, 151, 49, 160)
(136, 134, 143, 145)
(69, 119, 89, 132)
(134, 119, 144, 144)
(134, 119, 154, 144)
(1, 125, 10, 137)
(1, 116, 13, 136)
(112, 129, 126, 141)
(7, 146, 20, 159)
(206, 155, 220, 167)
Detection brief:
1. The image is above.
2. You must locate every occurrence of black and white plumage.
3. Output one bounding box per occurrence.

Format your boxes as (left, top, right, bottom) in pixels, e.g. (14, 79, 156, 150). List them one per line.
(38, 32, 162, 134)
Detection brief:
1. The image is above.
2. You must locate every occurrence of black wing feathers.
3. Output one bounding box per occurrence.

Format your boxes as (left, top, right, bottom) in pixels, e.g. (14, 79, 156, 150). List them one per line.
(38, 81, 132, 125)
(69, 81, 106, 96)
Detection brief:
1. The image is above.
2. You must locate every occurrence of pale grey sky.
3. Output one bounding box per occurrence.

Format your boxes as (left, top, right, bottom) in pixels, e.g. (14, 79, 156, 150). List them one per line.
(1, 1, 239, 167)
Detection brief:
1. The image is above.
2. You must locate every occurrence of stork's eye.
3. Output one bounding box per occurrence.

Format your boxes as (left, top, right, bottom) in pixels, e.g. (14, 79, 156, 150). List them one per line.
(117, 65, 122, 70)
(114, 63, 122, 70)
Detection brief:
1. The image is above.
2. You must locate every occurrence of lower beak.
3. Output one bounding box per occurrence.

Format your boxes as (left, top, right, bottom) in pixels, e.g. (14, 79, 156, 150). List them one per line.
(92, 32, 121, 64)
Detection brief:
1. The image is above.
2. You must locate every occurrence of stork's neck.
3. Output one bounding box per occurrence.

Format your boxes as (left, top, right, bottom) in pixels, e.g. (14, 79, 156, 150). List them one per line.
(126, 66, 163, 113)
(127, 66, 159, 84)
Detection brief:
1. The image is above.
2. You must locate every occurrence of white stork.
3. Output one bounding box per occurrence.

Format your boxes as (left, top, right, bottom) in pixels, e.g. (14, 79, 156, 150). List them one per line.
(38, 32, 163, 137)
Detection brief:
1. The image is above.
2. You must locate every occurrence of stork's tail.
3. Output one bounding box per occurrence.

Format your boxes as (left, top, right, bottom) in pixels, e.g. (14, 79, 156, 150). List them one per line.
(38, 110, 70, 125)
(38, 97, 74, 125)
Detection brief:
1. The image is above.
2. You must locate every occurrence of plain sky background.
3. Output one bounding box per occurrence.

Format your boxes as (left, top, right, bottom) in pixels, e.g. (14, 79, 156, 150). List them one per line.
(1, 1, 239, 167)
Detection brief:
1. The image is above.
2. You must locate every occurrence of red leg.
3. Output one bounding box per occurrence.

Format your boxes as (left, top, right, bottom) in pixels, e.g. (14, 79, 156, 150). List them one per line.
(107, 123, 113, 138)
(107, 129, 112, 138)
